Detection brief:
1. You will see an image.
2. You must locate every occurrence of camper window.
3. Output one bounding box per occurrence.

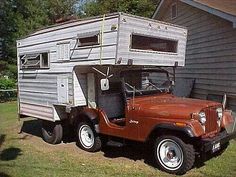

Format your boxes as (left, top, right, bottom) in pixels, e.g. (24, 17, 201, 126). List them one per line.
(20, 52, 49, 69)
(78, 35, 99, 47)
(131, 34, 178, 53)
(41, 53, 49, 68)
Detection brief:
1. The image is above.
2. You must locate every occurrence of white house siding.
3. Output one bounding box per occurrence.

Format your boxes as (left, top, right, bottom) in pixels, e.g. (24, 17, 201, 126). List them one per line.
(156, 1, 236, 111)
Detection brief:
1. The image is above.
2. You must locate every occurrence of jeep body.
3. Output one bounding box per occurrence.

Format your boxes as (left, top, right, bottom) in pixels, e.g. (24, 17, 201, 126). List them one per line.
(74, 68, 235, 174)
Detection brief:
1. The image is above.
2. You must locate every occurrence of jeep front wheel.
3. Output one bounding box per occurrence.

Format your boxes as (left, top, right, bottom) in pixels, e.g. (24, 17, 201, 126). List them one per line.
(154, 135, 195, 175)
(76, 122, 101, 152)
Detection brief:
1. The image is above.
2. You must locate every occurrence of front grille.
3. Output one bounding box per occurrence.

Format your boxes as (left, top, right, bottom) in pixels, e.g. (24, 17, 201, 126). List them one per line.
(203, 107, 219, 133)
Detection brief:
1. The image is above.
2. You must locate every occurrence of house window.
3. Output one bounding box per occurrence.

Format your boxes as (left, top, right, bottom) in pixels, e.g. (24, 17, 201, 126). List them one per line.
(131, 34, 178, 53)
(77, 31, 100, 47)
(171, 3, 177, 19)
(57, 43, 70, 60)
(20, 52, 49, 69)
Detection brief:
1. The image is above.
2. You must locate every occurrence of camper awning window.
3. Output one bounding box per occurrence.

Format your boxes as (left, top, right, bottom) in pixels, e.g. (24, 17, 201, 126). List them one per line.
(20, 52, 49, 69)
(77, 31, 100, 47)
(21, 54, 40, 68)
(131, 34, 178, 53)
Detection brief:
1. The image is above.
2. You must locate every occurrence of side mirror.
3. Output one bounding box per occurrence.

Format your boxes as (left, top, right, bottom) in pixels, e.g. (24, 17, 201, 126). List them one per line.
(100, 78, 109, 91)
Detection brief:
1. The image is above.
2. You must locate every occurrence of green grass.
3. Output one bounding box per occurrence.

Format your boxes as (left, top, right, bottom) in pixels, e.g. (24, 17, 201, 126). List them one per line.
(0, 102, 236, 177)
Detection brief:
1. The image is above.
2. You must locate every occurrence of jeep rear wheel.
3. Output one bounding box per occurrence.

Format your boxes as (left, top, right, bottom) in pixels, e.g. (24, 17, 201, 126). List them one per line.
(154, 135, 195, 175)
(76, 122, 101, 152)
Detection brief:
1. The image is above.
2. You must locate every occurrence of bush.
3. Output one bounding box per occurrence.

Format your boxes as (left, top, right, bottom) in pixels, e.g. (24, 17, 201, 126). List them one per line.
(0, 77, 16, 89)
(0, 77, 16, 102)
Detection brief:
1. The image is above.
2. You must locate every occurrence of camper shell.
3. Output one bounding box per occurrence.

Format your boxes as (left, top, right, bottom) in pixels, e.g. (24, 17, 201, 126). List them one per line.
(17, 12, 187, 121)
(17, 12, 236, 175)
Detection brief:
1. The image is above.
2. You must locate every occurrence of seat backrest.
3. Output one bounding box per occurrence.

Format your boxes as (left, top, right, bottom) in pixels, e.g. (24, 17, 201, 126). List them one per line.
(97, 92, 125, 118)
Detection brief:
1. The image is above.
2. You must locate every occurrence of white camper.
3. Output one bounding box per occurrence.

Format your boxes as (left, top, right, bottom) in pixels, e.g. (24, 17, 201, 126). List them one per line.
(17, 12, 187, 122)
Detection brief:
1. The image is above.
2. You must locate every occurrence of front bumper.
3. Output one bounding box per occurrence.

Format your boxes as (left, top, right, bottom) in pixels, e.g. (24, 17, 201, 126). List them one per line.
(201, 130, 236, 153)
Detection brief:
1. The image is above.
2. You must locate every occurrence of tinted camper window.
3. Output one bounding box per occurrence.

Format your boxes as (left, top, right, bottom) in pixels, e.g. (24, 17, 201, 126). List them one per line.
(78, 35, 99, 47)
(131, 34, 178, 53)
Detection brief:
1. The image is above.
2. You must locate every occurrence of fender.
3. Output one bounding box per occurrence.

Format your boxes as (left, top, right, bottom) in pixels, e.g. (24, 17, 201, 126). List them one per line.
(147, 123, 195, 141)
(75, 108, 100, 133)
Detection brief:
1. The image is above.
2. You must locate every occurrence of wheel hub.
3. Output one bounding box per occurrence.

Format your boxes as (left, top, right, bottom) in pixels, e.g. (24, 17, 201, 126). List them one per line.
(157, 139, 184, 171)
(79, 125, 94, 148)
(166, 150, 176, 160)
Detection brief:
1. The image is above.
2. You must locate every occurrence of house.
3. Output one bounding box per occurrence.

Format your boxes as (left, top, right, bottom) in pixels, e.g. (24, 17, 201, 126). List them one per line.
(153, 0, 236, 111)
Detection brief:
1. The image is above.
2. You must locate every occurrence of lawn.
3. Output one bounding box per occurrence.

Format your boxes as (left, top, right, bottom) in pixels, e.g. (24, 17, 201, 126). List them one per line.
(0, 102, 236, 177)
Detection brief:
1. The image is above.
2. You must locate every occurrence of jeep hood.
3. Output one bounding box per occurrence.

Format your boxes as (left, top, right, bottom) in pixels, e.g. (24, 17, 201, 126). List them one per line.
(133, 94, 221, 119)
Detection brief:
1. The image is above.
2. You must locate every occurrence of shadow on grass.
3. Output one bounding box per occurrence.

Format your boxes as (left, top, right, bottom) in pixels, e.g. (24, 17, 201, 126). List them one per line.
(102, 142, 156, 168)
(0, 172, 11, 177)
(20, 119, 75, 143)
(20, 119, 42, 138)
(0, 147, 22, 161)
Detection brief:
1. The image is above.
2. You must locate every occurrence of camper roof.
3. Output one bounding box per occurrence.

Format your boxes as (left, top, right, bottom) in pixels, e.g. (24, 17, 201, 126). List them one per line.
(18, 12, 187, 41)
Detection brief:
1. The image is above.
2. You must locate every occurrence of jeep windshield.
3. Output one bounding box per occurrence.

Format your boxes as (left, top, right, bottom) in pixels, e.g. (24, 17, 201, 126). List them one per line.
(122, 70, 171, 96)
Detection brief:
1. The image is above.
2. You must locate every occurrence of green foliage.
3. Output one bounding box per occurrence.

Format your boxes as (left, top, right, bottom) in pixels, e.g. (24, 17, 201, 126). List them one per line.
(0, 63, 17, 80)
(0, 0, 78, 79)
(0, 77, 16, 102)
(46, 0, 78, 23)
(82, 0, 160, 18)
(0, 77, 16, 90)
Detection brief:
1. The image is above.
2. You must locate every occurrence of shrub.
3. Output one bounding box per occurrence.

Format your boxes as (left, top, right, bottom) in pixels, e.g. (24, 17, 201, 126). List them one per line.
(0, 77, 16, 102)
(0, 77, 16, 90)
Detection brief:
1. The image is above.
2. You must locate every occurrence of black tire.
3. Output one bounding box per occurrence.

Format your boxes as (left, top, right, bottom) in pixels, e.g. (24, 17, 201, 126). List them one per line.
(154, 135, 195, 175)
(76, 122, 101, 152)
(41, 121, 63, 144)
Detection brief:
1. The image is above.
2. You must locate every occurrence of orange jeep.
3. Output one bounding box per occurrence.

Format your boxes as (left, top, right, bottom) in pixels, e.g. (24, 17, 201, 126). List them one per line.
(42, 67, 236, 175)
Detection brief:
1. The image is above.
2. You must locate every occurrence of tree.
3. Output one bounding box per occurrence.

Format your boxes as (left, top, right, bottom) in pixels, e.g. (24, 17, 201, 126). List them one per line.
(0, 0, 78, 78)
(0, 0, 49, 65)
(82, 0, 160, 18)
(46, 0, 78, 23)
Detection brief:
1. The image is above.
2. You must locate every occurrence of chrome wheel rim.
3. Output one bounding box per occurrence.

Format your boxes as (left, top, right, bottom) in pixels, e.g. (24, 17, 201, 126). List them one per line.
(79, 125, 94, 148)
(157, 139, 183, 171)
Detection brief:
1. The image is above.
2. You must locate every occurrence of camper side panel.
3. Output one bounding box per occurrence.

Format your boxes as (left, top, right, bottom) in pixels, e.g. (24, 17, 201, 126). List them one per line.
(117, 14, 187, 66)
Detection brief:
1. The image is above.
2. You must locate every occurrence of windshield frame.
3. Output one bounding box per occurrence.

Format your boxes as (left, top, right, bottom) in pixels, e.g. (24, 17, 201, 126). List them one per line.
(120, 69, 172, 97)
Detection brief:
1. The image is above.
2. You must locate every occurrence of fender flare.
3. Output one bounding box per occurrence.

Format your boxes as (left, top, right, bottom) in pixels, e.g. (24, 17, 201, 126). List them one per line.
(147, 123, 195, 141)
(75, 109, 100, 133)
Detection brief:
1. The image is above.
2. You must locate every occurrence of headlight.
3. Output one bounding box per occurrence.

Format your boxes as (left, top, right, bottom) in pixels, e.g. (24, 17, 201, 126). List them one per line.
(199, 111, 206, 125)
(216, 107, 223, 120)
